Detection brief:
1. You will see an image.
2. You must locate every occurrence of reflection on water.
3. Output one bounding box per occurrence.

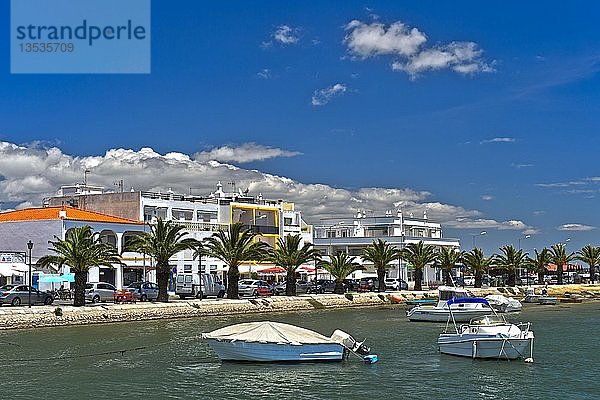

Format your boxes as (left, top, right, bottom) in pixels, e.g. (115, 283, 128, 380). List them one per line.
(1, 303, 599, 399)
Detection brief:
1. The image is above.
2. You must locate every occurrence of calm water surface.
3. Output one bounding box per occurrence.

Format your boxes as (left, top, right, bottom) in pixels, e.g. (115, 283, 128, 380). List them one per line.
(2, 302, 600, 399)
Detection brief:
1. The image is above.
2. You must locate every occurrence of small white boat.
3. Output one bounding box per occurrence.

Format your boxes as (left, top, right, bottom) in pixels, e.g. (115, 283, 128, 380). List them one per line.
(523, 288, 558, 305)
(437, 298, 534, 361)
(202, 321, 377, 363)
(406, 286, 492, 322)
(485, 294, 522, 313)
(538, 296, 558, 305)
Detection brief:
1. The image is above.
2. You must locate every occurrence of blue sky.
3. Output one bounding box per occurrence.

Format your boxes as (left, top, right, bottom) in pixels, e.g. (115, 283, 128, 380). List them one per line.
(1, 1, 600, 255)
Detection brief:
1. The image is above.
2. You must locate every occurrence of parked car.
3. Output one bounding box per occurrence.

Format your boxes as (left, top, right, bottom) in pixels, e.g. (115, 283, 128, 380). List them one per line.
(0, 285, 54, 306)
(238, 280, 273, 297)
(357, 278, 380, 292)
(273, 280, 309, 295)
(306, 279, 337, 294)
(85, 282, 117, 303)
(385, 278, 408, 291)
(343, 279, 360, 292)
(125, 281, 159, 301)
(175, 273, 226, 299)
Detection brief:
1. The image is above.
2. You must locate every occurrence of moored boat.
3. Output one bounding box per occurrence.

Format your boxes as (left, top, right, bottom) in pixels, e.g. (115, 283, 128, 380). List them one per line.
(485, 294, 522, 313)
(202, 321, 377, 363)
(406, 286, 492, 322)
(437, 298, 534, 361)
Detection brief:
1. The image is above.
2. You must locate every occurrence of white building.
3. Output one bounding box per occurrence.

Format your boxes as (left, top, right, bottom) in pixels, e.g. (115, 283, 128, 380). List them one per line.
(313, 210, 460, 284)
(45, 182, 313, 284)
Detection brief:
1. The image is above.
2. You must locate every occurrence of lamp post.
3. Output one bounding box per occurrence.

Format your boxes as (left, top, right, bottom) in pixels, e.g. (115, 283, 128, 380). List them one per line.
(470, 231, 487, 248)
(27, 240, 33, 308)
(517, 234, 531, 279)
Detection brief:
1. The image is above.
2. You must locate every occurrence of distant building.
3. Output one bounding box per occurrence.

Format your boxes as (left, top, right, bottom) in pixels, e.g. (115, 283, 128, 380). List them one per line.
(313, 209, 460, 284)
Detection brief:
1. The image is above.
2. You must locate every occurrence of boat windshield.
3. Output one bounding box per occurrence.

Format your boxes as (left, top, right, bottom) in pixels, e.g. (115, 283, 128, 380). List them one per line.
(469, 315, 505, 326)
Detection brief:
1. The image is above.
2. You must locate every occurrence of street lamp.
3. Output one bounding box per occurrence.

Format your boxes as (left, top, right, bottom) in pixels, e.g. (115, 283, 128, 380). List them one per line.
(470, 231, 487, 248)
(27, 240, 33, 308)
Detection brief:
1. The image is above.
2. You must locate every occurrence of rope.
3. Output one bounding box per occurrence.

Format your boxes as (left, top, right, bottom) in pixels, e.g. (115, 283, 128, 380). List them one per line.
(8, 340, 173, 363)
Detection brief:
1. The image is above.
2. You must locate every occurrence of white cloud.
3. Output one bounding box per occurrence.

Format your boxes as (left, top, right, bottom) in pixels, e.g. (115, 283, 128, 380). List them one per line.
(344, 20, 427, 58)
(511, 163, 534, 168)
(392, 42, 494, 78)
(256, 69, 272, 79)
(344, 19, 493, 78)
(480, 137, 515, 144)
(0, 141, 537, 234)
(194, 143, 301, 163)
(273, 25, 299, 45)
(557, 223, 595, 231)
(481, 195, 493, 201)
(311, 83, 348, 106)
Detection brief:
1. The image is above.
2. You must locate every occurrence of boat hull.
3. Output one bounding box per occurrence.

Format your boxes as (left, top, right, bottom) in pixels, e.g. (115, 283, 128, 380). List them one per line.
(438, 335, 534, 360)
(206, 339, 345, 362)
(407, 307, 492, 322)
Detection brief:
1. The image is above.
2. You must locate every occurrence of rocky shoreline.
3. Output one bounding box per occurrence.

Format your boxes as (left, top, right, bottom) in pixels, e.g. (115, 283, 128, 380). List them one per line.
(1, 284, 599, 331)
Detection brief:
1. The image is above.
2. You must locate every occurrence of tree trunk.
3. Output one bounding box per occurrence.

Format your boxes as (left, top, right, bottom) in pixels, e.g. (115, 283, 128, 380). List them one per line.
(557, 264, 563, 285)
(413, 267, 422, 291)
(227, 265, 240, 299)
(590, 265, 596, 284)
(474, 270, 483, 288)
(444, 268, 453, 286)
(333, 280, 345, 294)
(377, 265, 386, 292)
(156, 264, 170, 302)
(73, 270, 87, 307)
(538, 269, 544, 285)
(285, 269, 297, 296)
(508, 271, 516, 287)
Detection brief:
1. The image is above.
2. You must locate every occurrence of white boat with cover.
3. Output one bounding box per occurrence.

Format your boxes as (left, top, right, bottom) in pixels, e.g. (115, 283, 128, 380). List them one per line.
(202, 321, 377, 363)
(437, 298, 534, 361)
(406, 286, 492, 322)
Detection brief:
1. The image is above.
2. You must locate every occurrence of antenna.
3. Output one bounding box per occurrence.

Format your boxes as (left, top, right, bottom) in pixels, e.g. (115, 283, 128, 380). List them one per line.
(114, 179, 124, 193)
(228, 181, 236, 193)
(84, 169, 91, 186)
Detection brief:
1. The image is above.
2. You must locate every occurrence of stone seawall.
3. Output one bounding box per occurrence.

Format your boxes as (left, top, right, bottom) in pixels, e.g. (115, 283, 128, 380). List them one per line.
(0, 292, 396, 331)
(2, 284, 599, 331)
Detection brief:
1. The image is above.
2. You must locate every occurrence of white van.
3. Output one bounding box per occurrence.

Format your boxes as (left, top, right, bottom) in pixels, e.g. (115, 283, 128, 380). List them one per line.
(175, 273, 225, 300)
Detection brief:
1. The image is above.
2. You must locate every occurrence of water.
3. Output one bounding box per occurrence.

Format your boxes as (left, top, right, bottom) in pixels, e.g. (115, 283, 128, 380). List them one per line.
(2, 302, 600, 400)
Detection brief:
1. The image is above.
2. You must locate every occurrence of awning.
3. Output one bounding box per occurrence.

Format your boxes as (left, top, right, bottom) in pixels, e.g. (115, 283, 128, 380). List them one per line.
(545, 263, 584, 271)
(258, 267, 286, 274)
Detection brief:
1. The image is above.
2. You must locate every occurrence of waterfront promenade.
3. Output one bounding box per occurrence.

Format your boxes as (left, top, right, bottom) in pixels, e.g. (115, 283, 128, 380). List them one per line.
(1, 284, 599, 330)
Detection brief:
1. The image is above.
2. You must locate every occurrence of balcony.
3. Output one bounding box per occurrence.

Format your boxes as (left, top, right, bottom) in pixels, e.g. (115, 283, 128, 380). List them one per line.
(173, 221, 228, 232)
(242, 224, 279, 235)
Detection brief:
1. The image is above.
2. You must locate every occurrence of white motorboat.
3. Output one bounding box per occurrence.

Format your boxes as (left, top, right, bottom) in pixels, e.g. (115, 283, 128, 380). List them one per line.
(406, 286, 493, 322)
(202, 321, 377, 363)
(485, 294, 522, 313)
(523, 287, 558, 305)
(437, 298, 534, 361)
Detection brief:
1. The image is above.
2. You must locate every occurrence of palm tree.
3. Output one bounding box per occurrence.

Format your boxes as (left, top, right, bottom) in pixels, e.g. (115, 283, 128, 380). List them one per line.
(548, 243, 575, 285)
(319, 252, 362, 294)
(527, 248, 550, 284)
(576, 245, 600, 284)
(462, 248, 493, 288)
(124, 218, 198, 302)
(400, 241, 438, 291)
(265, 234, 319, 296)
(437, 246, 463, 286)
(494, 245, 529, 287)
(38, 226, 122, 307)
(203, 222, 269, 299)
(361, 239, 401, 292)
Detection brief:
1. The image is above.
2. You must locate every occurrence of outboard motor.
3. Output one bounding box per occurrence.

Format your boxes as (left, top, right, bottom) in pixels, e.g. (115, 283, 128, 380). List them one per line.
(330, 330, 371, 355)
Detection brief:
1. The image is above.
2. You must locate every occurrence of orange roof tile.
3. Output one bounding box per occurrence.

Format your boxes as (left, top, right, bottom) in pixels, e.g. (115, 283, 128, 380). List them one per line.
(0, 207, 142, 224)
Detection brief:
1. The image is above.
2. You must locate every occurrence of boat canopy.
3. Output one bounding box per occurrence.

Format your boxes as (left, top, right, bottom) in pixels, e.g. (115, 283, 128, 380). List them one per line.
(202, 321, 337, 345)
(446, 297, 489, 306)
